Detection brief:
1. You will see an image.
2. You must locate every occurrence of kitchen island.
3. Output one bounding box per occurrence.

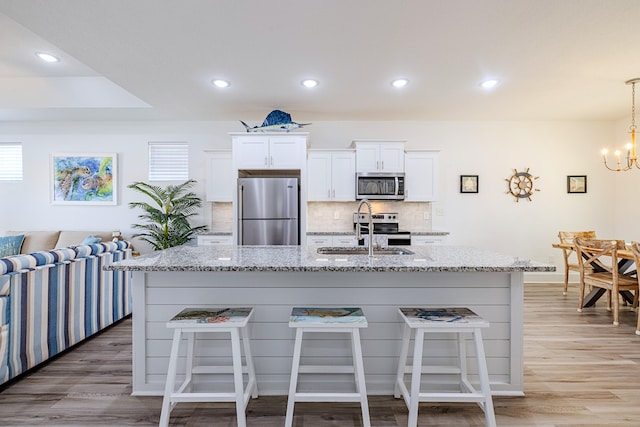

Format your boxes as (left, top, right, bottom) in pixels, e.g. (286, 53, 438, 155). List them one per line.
(106, 245, 553, 397)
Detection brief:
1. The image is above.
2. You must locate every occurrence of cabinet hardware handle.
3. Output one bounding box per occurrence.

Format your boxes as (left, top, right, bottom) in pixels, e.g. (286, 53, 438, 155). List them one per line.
(381, 161, 384, 170)
(332, 189, 335, 198)
(264, 156, 268, 166)
(328, 189, 331, 198)
(270, 156, 274, 166)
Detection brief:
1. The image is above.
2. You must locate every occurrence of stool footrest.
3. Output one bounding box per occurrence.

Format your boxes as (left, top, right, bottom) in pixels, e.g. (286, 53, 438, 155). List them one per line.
(416, 392, 486, 402)
(403, 365, 462, 374)
(192, 365, 250, 374)
(293, 392, 365, 402)
(170, 392, 243, 402)
(298, 365, 355, 374)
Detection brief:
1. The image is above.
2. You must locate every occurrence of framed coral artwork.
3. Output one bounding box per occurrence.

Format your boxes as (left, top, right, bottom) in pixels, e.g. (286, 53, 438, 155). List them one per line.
(51, 153, 117, 205)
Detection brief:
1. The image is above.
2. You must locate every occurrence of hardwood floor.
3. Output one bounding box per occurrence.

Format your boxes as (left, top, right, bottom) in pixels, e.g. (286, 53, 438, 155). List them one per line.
(2, 283, 640, 426)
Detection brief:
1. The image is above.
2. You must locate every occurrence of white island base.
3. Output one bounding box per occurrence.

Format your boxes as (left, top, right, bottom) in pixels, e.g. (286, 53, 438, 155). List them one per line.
(130, 269, 524, 397)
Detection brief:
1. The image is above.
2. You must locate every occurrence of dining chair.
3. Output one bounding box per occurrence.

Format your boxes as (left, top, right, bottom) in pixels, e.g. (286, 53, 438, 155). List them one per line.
(558, 231, 596, 295)
(574, 237, 639, 326)
(629, 242, 640, 335)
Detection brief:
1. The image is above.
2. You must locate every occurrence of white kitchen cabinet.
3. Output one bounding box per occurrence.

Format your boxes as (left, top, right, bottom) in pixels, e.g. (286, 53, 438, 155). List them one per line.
(197, 235, 234, 246)
(307, 150, 355, 201)
(411, 235, 446, 246)
(354, 140, 405, 172)
(307, 235, 357, 247)
(404, 151, 439, 201)
(331, 235, 358, 246)
(231, 133, 308, 170)
(204, 150, 233, 202)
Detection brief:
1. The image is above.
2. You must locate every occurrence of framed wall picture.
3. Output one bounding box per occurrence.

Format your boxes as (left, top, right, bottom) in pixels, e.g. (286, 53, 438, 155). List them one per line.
(460, 175, 479, 193)
(567, 175, 587, 194)
(51, 153, 117, 205)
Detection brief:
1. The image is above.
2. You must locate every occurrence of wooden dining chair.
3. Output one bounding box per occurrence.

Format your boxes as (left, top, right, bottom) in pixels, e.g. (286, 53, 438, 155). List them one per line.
(574, 237, 639, 326)
(558, 231, 596, 295)
(629, 241, 640, 335)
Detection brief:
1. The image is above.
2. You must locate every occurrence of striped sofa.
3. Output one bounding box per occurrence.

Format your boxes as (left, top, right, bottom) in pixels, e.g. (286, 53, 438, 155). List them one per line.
(0, 241, 132, 386)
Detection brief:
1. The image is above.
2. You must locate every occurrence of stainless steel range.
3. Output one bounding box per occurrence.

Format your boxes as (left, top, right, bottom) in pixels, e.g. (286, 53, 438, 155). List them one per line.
(353, 212, 411, 246)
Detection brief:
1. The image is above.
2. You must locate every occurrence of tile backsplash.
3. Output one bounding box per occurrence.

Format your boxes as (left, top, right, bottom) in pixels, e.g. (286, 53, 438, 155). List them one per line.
(209, 201, 432, 233)
(307, 201, 432, 232)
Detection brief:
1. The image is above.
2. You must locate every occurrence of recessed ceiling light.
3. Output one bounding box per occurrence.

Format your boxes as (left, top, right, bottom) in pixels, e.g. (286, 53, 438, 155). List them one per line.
(301, 79, 319, 88)
(391, 79, 409, 88)
(211, 79, 230, 88)
(480, 79, 499, 89)
(36, 52, 60, 63)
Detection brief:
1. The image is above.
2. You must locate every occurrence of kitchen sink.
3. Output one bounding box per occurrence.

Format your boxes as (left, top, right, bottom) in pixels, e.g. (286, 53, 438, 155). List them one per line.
(317, 246, 414, 255)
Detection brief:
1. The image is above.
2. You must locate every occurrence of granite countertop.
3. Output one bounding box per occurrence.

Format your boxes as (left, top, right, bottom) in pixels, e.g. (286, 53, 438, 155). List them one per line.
(106, 245, 554, 273)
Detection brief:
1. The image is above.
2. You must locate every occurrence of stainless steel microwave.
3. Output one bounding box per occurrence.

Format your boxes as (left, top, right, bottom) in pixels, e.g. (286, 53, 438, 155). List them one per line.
(356, 172, 405, 200)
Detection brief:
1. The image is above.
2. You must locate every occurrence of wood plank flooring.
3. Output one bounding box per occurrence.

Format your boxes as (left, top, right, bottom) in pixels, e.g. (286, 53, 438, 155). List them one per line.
(1, 283, 640, 426)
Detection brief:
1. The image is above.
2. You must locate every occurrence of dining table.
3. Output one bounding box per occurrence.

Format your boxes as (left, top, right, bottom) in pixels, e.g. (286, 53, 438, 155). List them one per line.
(552, 242, 637, 306)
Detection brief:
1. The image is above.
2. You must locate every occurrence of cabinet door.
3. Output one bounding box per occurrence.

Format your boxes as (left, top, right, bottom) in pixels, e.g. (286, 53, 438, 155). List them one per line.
(197, 235, 234, 246)
(307, 236, 332, 246)
(205, 151, 233, 202)
(404, 151, 438, 201)
(379, 143, 405, 172)
(355, 142, 380, 172)
(234, 138, 270, 169)
(331, 151, 356, 201)
(332, 235, 357, 246)
(411, 235, 445, 246)
(269, 136, 305, 169)
(307, 152, 332, 201)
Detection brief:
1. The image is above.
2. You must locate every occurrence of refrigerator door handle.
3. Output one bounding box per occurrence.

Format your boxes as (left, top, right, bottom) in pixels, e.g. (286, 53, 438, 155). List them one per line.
(238, 184, 243, 244)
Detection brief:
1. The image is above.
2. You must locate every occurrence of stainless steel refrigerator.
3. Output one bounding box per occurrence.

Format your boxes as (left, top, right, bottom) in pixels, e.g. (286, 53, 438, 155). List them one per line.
(238, 177, 299, 245)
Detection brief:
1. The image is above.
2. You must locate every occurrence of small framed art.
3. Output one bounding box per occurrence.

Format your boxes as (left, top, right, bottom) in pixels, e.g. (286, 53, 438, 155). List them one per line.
(51, 153, 117, 205)
(567, 175, 587, 194)
(460, 175, 479, 193)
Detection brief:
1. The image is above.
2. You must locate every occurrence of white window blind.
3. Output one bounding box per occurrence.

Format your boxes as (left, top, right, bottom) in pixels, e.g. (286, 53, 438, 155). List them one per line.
(148, 142, 189, 181)
(0, 143, 23, 181)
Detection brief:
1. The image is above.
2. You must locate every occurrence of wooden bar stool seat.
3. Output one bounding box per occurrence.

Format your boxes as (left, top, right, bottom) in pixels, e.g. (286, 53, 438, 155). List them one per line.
(394, 307, 496, 427)
(159, 307, 258, 427)
(285, 307, 370, 427)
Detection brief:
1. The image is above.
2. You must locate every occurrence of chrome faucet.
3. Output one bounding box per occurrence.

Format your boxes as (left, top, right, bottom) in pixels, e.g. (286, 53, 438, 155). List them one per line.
(356, 199, 374, 257)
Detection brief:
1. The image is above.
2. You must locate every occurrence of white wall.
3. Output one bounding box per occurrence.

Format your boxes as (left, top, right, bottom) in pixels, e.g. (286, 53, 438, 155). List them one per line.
(2, 119, 636, 275)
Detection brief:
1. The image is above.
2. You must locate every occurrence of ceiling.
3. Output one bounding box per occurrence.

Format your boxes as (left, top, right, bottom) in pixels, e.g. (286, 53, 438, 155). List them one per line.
(1, 0, 640, 123)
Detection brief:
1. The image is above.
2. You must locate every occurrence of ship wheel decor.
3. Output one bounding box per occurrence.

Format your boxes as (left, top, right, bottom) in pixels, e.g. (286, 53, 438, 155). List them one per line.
(505, 168, 540, 202)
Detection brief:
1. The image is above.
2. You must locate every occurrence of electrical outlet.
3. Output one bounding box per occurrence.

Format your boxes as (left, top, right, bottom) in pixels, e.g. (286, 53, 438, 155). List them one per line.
(436, 208, 445, 216)
(333, 211, 340, 220)
(423, 211, 430, 220)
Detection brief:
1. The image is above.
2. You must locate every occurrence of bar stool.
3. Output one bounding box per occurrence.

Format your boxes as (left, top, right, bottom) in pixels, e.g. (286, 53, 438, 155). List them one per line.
(394, 307, 496, 427)
(285, 307, 370, 427)
(159, 307, 258, 427)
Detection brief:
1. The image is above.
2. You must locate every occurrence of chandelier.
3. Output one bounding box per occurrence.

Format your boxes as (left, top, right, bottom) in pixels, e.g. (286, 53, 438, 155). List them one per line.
(602, 78, 640, 171)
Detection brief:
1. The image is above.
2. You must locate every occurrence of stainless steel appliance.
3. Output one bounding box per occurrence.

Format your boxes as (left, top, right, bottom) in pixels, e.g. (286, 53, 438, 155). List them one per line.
(356, 172, 405, 200)
(353, 212, 411, 246)
(238, 177, 299, 245)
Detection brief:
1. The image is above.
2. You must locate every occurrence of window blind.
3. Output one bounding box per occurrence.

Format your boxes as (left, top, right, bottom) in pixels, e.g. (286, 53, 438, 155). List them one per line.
(148, 142, 189, 181)
(0, 143, 23, 181)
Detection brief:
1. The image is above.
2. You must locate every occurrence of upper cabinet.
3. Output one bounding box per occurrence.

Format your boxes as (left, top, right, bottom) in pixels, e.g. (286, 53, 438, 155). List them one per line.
(231, 133, 308, 170)
(307, 150, 356, 201)
(354, 140, 405, 172)
(404, 151, 439, 201)
(204, 150, 233, 202)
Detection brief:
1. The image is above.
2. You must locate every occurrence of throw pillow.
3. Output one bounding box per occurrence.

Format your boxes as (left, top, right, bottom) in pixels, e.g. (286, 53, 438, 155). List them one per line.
(0, 234, 25, 257)
(81, 235, 102, 245)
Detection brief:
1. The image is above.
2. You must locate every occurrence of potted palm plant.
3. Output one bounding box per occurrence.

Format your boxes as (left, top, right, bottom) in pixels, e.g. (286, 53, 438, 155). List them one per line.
(128, 179, 207, 250)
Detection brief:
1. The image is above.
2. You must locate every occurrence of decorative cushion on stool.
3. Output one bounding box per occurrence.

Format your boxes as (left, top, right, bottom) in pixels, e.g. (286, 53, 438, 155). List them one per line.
(395, 307, 496, 427)
(285, 307, 370, 427)
(159, 307, 258, 427)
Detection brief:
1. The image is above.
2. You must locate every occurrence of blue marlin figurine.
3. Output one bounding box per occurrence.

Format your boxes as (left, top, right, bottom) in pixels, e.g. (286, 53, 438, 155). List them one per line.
(240, 110, 310, 132)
